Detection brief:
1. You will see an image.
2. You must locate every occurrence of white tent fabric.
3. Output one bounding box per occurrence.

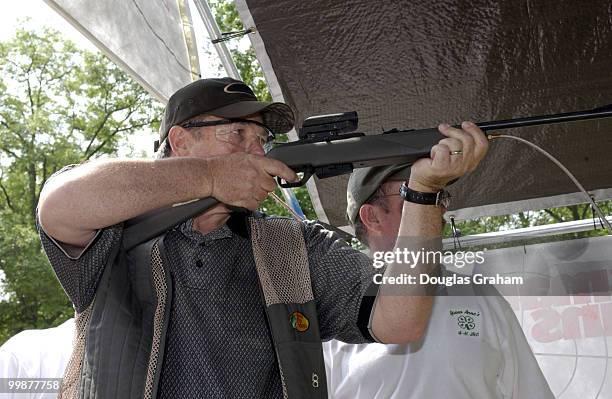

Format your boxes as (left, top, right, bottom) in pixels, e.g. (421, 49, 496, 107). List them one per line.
(44, 0, 200, 102)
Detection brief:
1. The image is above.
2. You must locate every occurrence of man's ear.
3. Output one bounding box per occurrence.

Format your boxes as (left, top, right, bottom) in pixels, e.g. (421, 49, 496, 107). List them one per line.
(359, 204, 384, 234)
(167, 125, 191, 156)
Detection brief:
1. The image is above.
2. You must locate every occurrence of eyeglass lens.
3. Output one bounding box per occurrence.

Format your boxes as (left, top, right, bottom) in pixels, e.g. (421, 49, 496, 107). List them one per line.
(215, 121, 273, 151)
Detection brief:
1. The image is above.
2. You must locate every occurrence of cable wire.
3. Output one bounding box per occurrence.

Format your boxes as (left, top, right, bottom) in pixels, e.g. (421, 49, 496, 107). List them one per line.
(488, 134, 612, 234)
(269, 191, 304, 222)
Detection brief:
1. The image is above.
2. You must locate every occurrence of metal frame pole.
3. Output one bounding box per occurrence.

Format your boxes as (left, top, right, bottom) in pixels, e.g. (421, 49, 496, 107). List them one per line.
(191, 0, 241, 79)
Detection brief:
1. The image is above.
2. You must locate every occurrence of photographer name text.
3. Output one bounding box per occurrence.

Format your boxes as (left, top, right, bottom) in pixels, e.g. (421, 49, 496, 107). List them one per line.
(373, 273, 523, 286)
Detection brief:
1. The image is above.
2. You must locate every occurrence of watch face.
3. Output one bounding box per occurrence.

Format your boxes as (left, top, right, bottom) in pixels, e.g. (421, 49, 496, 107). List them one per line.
(440, 195, 451, 208)
(437, 191, 451, 208)
(401, 182, 450, 207)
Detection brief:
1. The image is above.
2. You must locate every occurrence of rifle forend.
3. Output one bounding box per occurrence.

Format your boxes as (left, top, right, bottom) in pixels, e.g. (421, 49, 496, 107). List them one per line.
(268, 126, 443, 188)
(268, 104, 612, 188)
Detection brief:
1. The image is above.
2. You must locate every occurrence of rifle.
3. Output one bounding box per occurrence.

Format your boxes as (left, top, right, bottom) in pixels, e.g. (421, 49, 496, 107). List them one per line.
(123, 104, 612, 249)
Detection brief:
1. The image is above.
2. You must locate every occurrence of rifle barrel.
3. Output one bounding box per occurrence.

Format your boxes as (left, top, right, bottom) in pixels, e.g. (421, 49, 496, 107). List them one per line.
(476, 104, 612, 132)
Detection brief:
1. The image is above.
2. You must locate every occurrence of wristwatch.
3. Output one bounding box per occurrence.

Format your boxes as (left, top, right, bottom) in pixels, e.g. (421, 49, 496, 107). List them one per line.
(399, 181, 451, 208)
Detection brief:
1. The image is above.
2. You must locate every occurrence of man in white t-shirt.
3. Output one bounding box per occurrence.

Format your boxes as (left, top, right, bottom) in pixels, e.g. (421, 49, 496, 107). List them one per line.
(323, 164, 554, 398)
(0, 318, 74, 399)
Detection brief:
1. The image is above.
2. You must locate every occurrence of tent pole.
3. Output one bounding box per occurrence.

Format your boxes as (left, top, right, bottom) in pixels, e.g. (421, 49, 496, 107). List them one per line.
(191, 0, 241, 79)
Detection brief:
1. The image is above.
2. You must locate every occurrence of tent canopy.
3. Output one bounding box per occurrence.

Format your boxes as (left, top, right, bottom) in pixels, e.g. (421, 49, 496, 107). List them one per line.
(45, 0, 200, 102)
(236, 0, 612, 228)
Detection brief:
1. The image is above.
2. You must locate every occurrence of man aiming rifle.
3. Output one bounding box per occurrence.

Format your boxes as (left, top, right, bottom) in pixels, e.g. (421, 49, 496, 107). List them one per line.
(36, 77, 488, 399)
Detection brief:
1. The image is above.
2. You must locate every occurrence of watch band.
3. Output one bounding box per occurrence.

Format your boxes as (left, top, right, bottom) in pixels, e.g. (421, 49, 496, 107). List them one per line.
(399, 182, 451, 208)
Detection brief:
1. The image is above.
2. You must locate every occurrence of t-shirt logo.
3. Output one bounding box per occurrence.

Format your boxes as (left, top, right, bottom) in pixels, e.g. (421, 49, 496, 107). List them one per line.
(450, 308, 481, 337)
(458, 315, 475, 330)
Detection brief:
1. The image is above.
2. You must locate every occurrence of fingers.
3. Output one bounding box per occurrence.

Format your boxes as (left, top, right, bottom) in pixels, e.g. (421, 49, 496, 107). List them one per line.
(438, 123, 475, 162)
(438, 137, 463, 152)
(257, 157, 298, 183)
(461, 121, 489, 168)
(437, 138, 465, 168)
(438, 122, 489, 172)
(260, 175, 277, 193)
(410, 121, 489, 190)
(207, 153, 298, 210)
(233, 186, 269, 211)
(430, 143, 451, 170)
(252, 187, 269, 203)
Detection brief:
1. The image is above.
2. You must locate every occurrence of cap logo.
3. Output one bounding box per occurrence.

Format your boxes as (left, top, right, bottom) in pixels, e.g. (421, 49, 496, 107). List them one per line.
(223, 82, 254, 96)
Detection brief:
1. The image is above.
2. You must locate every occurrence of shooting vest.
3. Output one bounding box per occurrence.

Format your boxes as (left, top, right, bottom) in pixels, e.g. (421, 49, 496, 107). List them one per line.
(58, 215, 328, 399)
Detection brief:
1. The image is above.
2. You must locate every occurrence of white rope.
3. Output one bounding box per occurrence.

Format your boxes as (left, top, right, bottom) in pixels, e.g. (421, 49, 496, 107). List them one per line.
(269, 191, 305, 222)
(488, 134, 612, 233)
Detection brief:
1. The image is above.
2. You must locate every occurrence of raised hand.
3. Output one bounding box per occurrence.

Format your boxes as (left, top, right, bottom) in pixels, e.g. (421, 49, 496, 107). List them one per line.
(409, 121, 489, 192)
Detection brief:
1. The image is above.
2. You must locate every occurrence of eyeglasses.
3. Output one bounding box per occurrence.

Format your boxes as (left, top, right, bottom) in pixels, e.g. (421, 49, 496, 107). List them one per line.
(366, 189, 401, 206)
(180, 118, 275, 152)
(370, 189, 402, 201)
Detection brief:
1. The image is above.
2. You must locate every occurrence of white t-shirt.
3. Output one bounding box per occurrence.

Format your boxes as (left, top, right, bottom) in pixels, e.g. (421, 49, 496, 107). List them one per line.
(0, 318, 74, 399)
(324, 285, 553, 399)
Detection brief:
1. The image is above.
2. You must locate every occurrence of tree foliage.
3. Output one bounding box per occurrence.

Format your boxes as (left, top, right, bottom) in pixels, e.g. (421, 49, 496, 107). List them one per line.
(0, 26, 162, 345)
(445, 201, 612, 239)
(209, 0, 270, 102)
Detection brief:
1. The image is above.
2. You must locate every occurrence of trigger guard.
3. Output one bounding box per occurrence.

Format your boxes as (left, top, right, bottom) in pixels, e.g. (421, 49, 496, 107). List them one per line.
(277, 171, 312, 188)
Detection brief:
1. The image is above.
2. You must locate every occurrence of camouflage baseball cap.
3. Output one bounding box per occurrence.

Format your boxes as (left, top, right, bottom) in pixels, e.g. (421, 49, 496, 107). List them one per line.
(346, 164, 411, 225)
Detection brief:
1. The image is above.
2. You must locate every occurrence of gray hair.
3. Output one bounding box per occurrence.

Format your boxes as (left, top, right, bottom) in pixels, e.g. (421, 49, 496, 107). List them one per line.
(155, 118, 206, 159)
(156, 139, 172, 159)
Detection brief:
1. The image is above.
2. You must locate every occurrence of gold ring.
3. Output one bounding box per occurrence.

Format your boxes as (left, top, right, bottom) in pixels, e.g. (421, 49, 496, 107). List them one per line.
(450, 150, 463, 155)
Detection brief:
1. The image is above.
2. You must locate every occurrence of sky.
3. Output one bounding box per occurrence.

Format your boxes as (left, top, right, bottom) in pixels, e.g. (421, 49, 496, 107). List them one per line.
(0, 1, 90, 43)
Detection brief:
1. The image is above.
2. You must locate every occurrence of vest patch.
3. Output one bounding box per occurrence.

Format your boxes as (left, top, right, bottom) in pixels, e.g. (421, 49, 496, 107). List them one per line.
(289, 311, 310, 332)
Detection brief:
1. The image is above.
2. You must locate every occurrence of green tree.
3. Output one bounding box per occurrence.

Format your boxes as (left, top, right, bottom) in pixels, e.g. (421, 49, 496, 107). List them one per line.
(445, 201, 612, 240)
(0, 26, 162, 345)
(210, 0, 271, 102)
